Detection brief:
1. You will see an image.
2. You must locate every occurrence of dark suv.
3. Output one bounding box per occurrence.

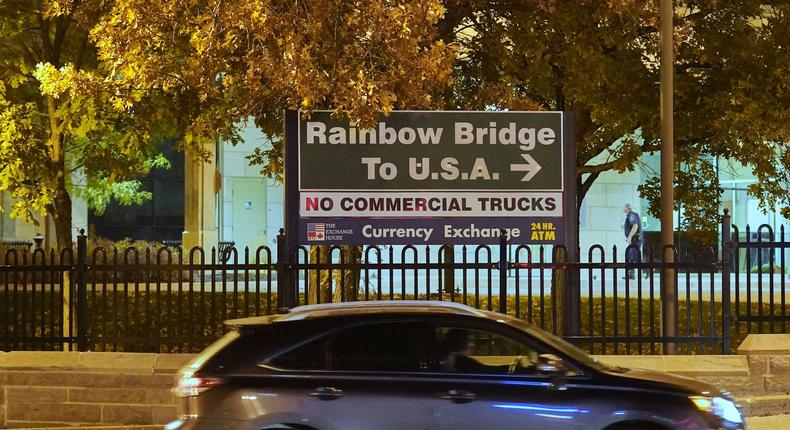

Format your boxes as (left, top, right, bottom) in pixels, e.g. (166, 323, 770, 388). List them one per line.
(167, 301, 745, 430)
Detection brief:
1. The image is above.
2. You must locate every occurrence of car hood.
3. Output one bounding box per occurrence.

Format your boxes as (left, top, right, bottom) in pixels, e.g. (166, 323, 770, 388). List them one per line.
(602, 367, 725, 397)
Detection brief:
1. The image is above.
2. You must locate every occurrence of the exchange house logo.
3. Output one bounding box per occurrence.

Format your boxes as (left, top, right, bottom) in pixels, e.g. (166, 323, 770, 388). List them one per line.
(307, 223, 325, 241)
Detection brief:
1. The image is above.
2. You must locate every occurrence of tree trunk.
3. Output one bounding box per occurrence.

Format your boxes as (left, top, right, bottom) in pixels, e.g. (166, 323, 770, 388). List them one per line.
(51, 184, 72, 250)
(332, 245, 361, 303)
(307, 245, 362, 303)
(552, 246, 567, 336)
(576, 174, 594, 257)
(545, 98, 594, 335)
(554, 165, 596, 337)
(55, 186, 72, 350)
(46, 95, 72, 250)
(308, 245, 333, 304)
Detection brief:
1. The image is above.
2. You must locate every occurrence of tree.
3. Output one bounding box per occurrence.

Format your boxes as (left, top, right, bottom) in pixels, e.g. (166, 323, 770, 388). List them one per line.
(440, 0, 789, 243)
(90, 0, 455, 170)
(0, 0, 176, 248)
(90, 0, 457, 301)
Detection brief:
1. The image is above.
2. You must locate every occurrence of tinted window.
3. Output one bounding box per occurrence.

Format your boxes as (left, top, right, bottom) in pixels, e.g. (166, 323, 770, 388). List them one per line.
(435, 326, 539, 375)
(268, 336, 326, 370)
(268, 322, 431, 372)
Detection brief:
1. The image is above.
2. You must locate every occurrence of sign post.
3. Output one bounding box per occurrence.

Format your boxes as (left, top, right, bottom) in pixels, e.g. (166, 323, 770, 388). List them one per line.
(562, 115, 578, 336)
(282, 110, 300, 309)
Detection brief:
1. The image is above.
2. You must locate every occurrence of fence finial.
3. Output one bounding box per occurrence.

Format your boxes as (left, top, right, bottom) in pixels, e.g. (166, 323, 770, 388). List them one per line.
(33, 233, 44, 249)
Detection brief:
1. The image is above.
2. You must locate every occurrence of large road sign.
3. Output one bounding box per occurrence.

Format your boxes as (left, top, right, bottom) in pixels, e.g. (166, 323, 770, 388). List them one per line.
(284, 110, 576, 245)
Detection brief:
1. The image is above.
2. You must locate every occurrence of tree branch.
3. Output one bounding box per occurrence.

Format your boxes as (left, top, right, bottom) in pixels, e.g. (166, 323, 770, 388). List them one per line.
(579, 171, 601, 200)
(36, 13, 54, 63)
(578, 160, 618, 175)
(51, 15, 72, 67)
(75, 32, 90, 70)
(578, 133, 654, 176)
(679, 10, 713, 23)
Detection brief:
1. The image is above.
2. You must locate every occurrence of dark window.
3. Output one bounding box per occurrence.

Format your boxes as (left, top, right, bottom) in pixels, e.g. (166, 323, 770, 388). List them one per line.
(434, 326, 539, 375)
(268, 336, 326, 370)
(268, 322, 430, 373)
(89, 141, 184, 242)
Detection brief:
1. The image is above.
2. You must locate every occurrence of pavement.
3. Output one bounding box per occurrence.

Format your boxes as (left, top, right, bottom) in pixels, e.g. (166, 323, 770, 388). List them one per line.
(746, 414, 790, 429)
(22, 427, 162, 430)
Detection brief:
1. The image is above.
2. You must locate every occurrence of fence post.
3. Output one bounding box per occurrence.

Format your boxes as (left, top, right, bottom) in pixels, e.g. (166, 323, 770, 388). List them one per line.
(721, 209, 732, 354)
(33, 233, 44, 249)
(75, 229, 87, 351)
(562, 245, 581, 338)
(276, 229, 290, 312)
(499, 230, 508, 314)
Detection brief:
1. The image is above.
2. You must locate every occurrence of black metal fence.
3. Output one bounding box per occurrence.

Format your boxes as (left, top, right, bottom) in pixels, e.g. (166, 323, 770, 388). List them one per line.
(2, 212, 789, 354)
(731, 223, 790, 335)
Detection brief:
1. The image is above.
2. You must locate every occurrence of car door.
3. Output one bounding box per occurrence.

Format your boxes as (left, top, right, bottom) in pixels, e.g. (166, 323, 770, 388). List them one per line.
(429, 322, 589, 430)
(257, 319, 440, 430)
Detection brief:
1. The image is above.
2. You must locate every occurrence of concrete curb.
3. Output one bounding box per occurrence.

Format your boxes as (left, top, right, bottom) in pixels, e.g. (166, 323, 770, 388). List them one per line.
(20, 427, 162, 430)
(0, 351, 193, 373)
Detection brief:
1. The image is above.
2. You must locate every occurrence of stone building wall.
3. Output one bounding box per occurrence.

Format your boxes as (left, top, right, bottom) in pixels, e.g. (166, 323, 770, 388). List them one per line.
(0, 352, 191, 428)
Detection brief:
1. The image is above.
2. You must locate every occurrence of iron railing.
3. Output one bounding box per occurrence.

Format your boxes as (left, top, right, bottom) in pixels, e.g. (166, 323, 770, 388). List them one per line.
(730, 223, 790, 334)
(2, 212, 789, 354)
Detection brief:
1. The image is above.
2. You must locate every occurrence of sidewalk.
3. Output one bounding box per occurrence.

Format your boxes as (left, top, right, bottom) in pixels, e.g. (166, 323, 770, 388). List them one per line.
(746, 414, 790, 429)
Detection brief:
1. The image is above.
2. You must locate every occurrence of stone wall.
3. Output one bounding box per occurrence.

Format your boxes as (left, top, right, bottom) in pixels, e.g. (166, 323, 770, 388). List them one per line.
(0, 352, 192, 429)
(598, 334, 790, 416)
(0, 335, 788, 428)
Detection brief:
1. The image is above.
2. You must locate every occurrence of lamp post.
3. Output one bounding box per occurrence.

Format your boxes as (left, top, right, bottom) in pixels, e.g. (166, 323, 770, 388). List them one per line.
(660, 0, 676, 354)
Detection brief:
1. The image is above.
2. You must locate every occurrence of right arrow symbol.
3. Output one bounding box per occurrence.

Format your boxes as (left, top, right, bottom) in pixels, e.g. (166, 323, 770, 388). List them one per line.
(510, 154, 542, 181)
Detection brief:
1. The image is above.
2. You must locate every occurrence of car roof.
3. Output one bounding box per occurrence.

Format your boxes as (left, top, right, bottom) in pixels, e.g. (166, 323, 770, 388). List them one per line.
(225, 300, 491, 327)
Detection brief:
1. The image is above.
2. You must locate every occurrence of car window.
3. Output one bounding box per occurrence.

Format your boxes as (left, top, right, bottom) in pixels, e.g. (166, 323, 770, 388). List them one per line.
(267, 335, 327, 370)
(434, 326, 540, 375)
(268, 321, 431, 373)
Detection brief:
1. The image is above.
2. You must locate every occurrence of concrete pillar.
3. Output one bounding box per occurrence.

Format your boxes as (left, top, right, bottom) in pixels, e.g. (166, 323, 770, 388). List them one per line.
(71, 169, 89, 242)
(0, 191, 9, 240)
(182, 142, 219, 250)
(0, 192, 55, 246)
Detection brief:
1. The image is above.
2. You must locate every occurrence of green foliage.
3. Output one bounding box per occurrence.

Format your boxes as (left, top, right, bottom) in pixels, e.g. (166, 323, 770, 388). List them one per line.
(638, 158, 722, 243)
(0, 80, 52, 220)
(90, 0, 457, 180)
(443, 1, 790, 233)
(86, 230, 169, 255)
(4, 0, 788, 247)
(0, 0, 180, 245)
(749, 264, 786, 274)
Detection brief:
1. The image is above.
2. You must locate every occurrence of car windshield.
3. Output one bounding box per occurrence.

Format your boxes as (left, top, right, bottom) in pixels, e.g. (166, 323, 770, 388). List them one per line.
(501, 316, 608, 371)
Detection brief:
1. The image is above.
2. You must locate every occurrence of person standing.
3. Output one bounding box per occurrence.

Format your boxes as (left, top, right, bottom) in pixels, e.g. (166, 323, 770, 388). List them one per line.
(623, 203, 643, 279)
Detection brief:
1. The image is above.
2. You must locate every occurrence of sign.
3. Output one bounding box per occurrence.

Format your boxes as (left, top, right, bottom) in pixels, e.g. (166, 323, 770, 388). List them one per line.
(286, 110, 575, 245)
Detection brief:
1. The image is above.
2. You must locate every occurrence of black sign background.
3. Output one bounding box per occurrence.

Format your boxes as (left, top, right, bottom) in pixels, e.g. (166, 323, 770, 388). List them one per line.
(299, 111, 563, 190)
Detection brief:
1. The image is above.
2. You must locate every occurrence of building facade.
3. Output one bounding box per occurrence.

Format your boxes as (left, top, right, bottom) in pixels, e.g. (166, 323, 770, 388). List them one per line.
(1, 124, 786, 255)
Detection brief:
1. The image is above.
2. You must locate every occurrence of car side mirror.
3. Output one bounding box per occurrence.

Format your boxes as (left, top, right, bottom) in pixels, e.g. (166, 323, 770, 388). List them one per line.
(536, 354, 567, 376)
